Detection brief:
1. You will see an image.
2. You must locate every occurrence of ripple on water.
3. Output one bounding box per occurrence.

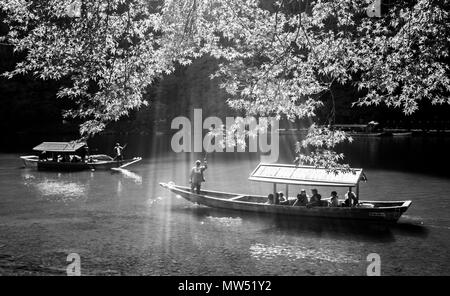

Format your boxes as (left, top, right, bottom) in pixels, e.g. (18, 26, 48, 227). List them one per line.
(249, 243, 360, 264)
(202, 216, 243, 227)
(146, 196, 164, 207)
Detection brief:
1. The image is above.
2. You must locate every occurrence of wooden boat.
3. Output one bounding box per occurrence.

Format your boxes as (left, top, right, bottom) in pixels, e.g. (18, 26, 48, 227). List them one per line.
(160, 163, 412, 223)
(333, 124, 387, 137)
(346, 132, 385, 137)
(20, 142, 142, 171)
(392, 132, 413, 137)
(276, 128, 308, 135)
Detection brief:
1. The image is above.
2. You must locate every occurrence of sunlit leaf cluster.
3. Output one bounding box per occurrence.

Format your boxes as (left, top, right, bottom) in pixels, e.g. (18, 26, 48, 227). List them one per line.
(1, 0, 448, 168)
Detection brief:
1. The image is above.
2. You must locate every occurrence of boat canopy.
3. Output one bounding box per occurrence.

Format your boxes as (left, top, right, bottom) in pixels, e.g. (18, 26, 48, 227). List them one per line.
(249, 163, 365, 187)
(33, 142, 87, 153)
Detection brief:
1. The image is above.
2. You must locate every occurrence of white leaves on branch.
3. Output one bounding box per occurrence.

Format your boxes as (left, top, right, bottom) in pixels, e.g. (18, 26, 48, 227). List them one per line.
(65, 0, 81, 18)
(295, 124, 354, 174)
(0, 0, 448, 169)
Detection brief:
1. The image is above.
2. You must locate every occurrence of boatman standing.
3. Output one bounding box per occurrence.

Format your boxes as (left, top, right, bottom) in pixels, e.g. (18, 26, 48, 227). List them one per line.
(114, 143, 124, 161)
(190, 159, 207, 194)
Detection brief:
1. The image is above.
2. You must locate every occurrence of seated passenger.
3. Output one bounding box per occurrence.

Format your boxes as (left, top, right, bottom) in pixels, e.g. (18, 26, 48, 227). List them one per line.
(278, 192, 286, 202)
(293, 189, 308, 206)
(278, 191, 292, 205)
(308, 188, 322, 207)
(73, 155, 82, 163)
(329, 191, 339, 207)
(274, 192, 280, 205)
(344, 190, 358, 207)
(265, 193, 274, 205)
(39, 151, 47, 161)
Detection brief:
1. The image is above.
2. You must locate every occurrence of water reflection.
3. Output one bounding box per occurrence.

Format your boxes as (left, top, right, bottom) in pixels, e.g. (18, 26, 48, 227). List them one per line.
(21, 167, 144, 204)
(147, 196, 164, 207)
(268, 215, 428, 242)
(171, 205, 428, 243)
(111, 168, 142, 184)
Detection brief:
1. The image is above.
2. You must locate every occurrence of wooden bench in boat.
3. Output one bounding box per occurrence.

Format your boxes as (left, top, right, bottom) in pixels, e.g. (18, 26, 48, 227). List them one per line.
(229, 195, 246, 201)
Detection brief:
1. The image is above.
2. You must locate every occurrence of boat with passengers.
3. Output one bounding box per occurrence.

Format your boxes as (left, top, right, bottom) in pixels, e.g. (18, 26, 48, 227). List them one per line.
(160, 163, 412, 223)
(20, 141, 141, 171)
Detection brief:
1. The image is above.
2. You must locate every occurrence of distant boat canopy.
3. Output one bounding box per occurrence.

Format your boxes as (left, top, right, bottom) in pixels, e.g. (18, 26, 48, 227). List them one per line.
(249, 163, 365, 187)
(33, 142, 87, 153)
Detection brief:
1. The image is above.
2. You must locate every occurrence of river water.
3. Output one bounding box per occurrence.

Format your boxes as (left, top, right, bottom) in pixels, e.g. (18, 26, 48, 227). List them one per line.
(0, 135, 449, 275)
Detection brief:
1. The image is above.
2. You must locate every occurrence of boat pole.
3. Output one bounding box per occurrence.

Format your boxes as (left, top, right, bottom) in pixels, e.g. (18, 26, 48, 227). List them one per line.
(349, 186, 352, 206)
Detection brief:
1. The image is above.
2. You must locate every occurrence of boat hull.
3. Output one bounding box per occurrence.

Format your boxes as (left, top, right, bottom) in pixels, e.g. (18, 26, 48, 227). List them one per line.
(20, 156, 142, 171)
(347, 132, 386, 137)
(160, 183, 411, 223)
(392, 132, 413, 137)
(20, 156, 39, 168)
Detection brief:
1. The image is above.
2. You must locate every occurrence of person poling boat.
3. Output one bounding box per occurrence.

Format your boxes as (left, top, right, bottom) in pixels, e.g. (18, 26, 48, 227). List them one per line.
(114, 143, 127, 161)
(189, 157, 207, 194)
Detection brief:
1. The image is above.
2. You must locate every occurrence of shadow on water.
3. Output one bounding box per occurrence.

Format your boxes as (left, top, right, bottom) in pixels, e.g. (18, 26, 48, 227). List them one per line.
(390, 221, 429, 237)
(171, 205, 429, 243)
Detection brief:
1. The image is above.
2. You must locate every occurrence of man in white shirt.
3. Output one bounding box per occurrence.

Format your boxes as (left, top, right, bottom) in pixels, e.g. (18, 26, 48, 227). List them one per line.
(189, 159, 207, 194)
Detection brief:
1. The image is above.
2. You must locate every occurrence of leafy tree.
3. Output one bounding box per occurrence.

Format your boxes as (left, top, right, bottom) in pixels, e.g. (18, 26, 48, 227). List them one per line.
(0, 0, 448, 170)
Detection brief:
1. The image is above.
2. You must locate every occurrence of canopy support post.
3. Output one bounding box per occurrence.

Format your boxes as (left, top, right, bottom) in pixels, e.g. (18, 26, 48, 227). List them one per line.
(273, 183, 277, 197)
(356, 183, 360, 204)
(285, 184, 289, 200)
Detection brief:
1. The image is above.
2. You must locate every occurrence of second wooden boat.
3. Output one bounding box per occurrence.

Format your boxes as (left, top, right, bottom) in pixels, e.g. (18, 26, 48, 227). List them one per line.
(20, 142, 142, 171)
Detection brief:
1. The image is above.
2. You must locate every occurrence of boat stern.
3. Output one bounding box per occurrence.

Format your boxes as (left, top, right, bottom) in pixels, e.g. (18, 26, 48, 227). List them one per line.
(20, 155, 38, 168)
(159, 182, 175, 189)
(402, 200, 412, 209)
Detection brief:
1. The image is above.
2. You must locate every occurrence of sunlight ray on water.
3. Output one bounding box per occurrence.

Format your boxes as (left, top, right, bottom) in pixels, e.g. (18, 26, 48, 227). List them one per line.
(113, 168, 142, 184)
(22, 173, 88, 203)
